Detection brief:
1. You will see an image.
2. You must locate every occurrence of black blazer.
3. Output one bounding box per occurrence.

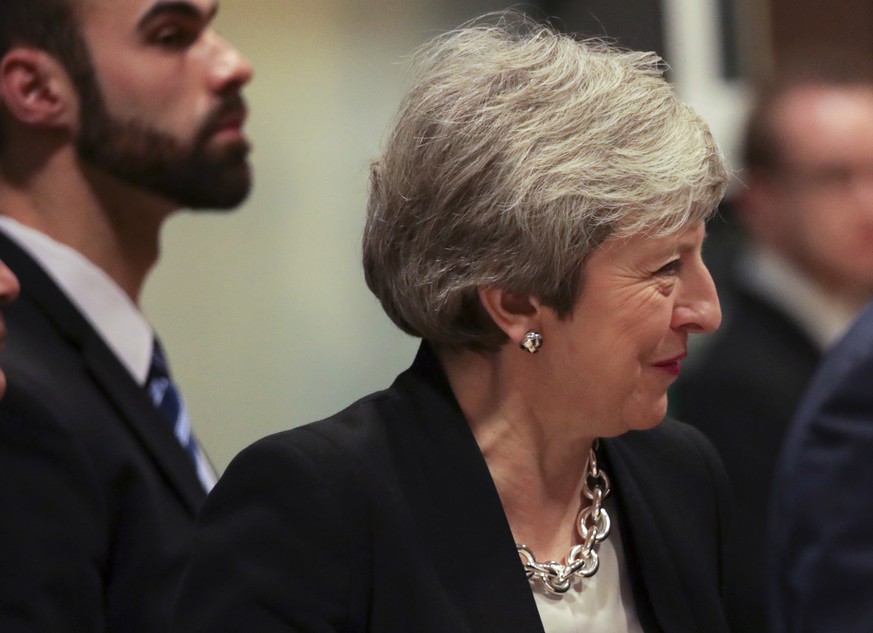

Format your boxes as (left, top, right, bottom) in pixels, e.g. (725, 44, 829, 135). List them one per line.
(173, 345, 731, 633)
(0, 233, 206, 632)
(770, 301, 873, 632)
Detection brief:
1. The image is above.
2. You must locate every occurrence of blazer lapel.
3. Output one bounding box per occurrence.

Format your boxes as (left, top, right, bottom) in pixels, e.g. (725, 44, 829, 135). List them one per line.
(390, 345, 546, 633)
(0, 232, 206, 515)
(83, 333, 207, 514)
(602, 437, 696, 632)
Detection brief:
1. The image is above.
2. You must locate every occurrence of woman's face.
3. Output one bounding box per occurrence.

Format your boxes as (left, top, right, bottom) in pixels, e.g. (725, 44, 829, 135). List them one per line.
(538, 223, 720, 436)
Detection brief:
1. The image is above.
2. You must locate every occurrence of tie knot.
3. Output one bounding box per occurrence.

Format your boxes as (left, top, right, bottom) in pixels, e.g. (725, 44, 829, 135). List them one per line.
(147, 339, 171, 384)
(143, 337, 216, 491)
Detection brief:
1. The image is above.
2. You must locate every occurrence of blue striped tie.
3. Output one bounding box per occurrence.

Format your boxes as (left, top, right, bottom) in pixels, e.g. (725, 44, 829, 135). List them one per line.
(146, 340, 215, 491)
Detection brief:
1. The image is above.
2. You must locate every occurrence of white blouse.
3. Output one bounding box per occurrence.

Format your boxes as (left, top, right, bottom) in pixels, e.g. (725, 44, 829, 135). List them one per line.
(531, 500, 644, 633)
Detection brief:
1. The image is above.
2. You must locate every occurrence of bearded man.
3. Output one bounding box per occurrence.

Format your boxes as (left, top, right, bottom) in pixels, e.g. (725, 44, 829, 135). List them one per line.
(0, 1, 253, 631)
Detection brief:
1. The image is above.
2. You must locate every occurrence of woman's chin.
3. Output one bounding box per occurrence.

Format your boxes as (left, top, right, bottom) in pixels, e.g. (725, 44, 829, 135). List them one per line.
(624, 398, 669, 433)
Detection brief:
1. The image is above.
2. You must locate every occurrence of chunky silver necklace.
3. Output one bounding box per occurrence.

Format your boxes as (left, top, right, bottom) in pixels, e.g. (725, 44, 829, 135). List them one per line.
(517, 447, 611, 594)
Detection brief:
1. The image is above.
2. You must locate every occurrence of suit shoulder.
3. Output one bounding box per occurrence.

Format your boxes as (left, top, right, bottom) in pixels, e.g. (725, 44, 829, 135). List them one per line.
(791, 304, 873, 422)
(265, 386, 398, 446)
(223, 387, 403, 485)
(819, 304, 873, 376)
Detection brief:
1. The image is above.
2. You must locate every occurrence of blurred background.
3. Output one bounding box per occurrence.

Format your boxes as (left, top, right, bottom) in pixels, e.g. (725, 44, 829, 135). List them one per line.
(142, 0, 873, 470)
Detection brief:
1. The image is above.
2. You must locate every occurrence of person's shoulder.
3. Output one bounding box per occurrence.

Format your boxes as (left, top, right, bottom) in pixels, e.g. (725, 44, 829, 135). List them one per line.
(2, 290, 88, 393)
(0, 341, 119, 432)
(0, 340, 151, 471)
(257, 385, 401, 451)
(792, 302, 873, 421)
(203, 388, 412, 537)
(222, 385, 405, 486)
(822, 302, 873, 372)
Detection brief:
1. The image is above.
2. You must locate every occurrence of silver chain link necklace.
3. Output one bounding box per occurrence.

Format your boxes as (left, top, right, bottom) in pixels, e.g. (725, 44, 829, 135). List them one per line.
(517, 447, 611, 594)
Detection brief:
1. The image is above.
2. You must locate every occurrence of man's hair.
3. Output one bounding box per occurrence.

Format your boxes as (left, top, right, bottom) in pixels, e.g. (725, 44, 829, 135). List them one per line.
(743, 54, 873, 172)
(363, 12, 727, 352)
(0, 0, 93, 151)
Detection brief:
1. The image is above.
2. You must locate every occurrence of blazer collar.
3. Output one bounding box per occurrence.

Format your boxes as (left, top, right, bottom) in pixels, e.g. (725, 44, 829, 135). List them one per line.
(0, 232, 206, 515)
(394, 345, 709, 633)
(602, 436, 695, 632)
(389, 343, 546, 633)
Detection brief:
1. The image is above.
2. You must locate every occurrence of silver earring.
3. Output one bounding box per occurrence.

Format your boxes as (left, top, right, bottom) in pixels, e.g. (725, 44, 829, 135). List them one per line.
(519, 331, 543, 354)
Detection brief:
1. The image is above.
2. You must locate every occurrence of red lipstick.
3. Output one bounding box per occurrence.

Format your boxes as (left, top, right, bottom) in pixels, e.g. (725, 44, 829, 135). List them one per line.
(652, 353, 686, 377)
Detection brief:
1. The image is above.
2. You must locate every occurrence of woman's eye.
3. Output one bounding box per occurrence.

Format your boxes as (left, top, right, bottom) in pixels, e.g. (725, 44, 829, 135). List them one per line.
(655, 259, 682, 276)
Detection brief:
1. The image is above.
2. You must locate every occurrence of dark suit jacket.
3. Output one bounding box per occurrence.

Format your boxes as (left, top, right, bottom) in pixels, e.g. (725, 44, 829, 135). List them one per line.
(0, 233, 207, 632)
(172, 344, 731, 633)
(770, 300, 873, 633)
(672, 279, 821, 632)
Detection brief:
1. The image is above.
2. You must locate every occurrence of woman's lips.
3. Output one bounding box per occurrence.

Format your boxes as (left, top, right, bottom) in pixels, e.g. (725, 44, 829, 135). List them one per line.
(652, 353, 686, 377)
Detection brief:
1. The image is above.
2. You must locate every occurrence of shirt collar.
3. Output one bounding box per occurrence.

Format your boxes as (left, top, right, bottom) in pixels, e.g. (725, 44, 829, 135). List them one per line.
(0, 216, 153, 384)
(738, 245, 859, 350)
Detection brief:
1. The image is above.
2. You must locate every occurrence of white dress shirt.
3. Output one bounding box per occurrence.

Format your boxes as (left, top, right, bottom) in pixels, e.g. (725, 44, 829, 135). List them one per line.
(0, 216, 152, 383)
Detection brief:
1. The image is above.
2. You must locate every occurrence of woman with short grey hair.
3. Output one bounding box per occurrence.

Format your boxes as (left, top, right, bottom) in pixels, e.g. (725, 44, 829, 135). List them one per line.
(173, 14, 731, 633)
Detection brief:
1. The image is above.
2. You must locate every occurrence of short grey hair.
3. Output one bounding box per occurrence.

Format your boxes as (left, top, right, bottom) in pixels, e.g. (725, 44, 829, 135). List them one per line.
(363, 13, 727, 352)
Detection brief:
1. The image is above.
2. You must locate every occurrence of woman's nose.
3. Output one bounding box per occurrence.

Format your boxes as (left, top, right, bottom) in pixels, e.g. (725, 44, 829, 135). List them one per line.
(672, 264, 722, 334)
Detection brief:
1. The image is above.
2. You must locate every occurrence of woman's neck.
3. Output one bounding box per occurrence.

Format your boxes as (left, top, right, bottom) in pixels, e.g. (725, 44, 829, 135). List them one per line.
(439, 346, 596, 560)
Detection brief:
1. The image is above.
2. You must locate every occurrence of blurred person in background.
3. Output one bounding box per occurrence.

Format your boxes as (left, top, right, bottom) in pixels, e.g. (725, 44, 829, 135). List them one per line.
(768, 304, 873, 633)
(672, 60, 873, 631)
(0, 0, 253, 630)
(771, 299, 873, 633)
(172, 15, 731, 633)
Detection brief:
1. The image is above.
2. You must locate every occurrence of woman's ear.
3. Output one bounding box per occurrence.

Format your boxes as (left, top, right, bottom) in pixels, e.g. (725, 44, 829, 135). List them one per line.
(478, 286, 543, 348)
(0, 48, 78, 133)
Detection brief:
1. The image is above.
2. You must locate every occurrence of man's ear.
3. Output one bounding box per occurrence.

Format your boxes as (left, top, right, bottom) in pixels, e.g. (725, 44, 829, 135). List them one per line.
(478, 286, 542, 348)
(0, 48, 78, 132)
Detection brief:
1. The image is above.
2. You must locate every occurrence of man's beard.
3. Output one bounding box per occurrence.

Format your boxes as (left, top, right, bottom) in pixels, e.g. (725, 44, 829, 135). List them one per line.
(75, 81, 252, 210)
